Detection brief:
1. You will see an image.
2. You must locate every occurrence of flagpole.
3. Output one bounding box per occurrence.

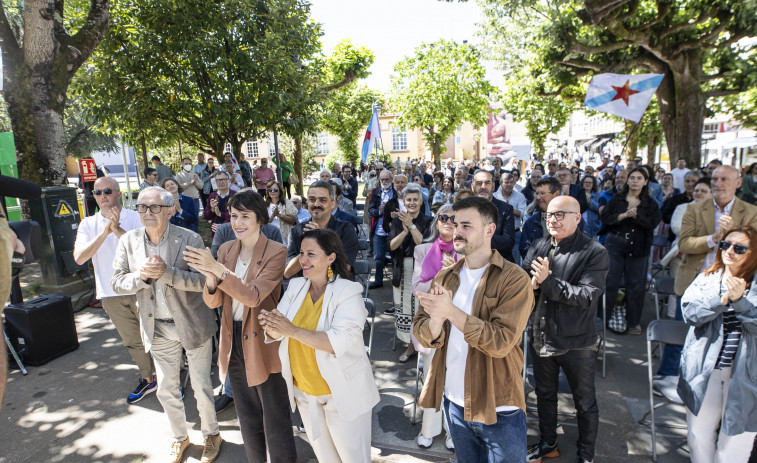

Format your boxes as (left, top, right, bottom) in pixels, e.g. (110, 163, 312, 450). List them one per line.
(372, 101, 379, 165)
(621, 120, 641, 160)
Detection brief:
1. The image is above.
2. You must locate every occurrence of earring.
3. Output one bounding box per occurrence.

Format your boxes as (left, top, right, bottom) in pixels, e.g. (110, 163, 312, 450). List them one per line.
(327, 265, 334, 279)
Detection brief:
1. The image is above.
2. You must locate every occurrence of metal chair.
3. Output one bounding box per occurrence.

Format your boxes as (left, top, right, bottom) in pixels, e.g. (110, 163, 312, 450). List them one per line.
(363, 298, 376, 356)
(645, 319, 689, 462)
(357, 238, 369, 259)
(652, 277, 677, 320)
(353, 259, 372, 298)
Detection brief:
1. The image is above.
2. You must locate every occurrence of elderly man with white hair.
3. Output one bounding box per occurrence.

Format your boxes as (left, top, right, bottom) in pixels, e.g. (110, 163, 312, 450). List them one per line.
(112, 187, 221, 463)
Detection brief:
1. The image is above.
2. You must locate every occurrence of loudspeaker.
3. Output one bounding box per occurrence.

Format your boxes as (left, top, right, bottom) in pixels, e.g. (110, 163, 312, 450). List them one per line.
(4, 293, 79, 366)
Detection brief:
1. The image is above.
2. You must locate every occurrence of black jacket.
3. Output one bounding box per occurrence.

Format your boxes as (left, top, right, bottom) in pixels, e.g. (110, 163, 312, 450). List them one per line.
(368, 186, 396, 234)
(389, 214, 433, 287)
(492, 197, 516, 262)
(522, 229, 610, 350)
(287, 216, 358, 270)
(600, 192, 661, 257)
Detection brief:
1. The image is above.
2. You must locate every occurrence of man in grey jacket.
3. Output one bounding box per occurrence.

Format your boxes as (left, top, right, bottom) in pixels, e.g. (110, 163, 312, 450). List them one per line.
(111, 187, 221, 463)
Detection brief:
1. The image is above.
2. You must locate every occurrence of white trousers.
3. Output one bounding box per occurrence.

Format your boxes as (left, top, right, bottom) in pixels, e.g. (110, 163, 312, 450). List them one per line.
(294, 386, 372, 463)
(686, 367, 756, 463)
(419, 350, 447, 439)
(151, 321, 218, 441)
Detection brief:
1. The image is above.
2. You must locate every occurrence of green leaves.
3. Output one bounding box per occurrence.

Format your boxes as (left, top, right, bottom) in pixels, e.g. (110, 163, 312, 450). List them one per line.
(389, 39, 494, 168)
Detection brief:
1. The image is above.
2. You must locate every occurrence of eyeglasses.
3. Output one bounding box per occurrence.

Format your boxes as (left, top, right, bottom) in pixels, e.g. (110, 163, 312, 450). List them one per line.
(545, 211, 578, 221)
(136, 204, 171, 214)
(268, 188, 279, 193)
(719, 240, 751, 255)
(439, 214, 455, 224)
(93, 188, 114, 196)
(215, 178, 229, 182)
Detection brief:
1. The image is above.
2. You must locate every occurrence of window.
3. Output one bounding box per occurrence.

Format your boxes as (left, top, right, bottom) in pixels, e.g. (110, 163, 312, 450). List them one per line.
(224, 143, 232, 154)
(703, 122, 720, 134)
(246, 140, 258, 158)
(392, 126, 407, 151)
(456, 136, 461, 144)
(268, 135, 276, 156)
(316, 132, 329, 156)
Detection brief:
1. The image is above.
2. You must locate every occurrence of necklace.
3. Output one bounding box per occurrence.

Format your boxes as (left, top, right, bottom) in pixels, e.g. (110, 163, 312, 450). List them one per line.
(239, 254, 252, 266)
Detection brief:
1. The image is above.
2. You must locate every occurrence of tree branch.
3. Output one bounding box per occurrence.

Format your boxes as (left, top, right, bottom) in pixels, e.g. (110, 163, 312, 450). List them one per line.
(569, 39, 633, 55)
(671, 11, 731, 57)
(706, 89, 742, 98)
(65, 0, 110, 79)
(320, 69, 356, 92)
(0, 0, 21, 63)
(558, 58, 603, 72)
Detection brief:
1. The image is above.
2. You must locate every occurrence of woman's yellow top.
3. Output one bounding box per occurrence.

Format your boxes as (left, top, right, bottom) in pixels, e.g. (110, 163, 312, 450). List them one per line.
(289, 292, 331, 396)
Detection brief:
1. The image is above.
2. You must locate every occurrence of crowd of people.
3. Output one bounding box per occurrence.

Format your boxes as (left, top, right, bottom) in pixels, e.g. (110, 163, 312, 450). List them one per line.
(70, 151, 757, 463)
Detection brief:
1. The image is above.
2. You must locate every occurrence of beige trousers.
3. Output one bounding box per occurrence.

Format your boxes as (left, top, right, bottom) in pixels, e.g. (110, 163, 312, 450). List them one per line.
(101, 295, 154, 379)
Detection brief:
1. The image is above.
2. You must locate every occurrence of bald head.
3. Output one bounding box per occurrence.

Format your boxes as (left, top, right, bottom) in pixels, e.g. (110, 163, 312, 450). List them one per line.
(94, 177, 119, 190)
(93, 177, 122, 210)
(545, 196, 581, 242)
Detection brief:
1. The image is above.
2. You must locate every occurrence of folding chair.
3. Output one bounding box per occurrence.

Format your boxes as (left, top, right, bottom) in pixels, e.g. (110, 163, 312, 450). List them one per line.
(645, 319, 689, 462)
(652, 277, 677, 320)
(353, 259, 371, 298)
(363, 298, 376, 356)
(357, 238, 369, 259)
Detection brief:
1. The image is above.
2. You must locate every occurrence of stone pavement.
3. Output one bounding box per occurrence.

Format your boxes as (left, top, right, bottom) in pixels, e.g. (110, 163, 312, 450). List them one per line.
(1, 272, 702, 463)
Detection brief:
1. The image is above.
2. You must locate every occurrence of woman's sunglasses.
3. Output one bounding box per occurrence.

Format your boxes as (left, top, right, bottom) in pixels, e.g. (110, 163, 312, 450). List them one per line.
(93, 188, 114, 196)
(719, 240, 751, 255)
(267, 188, 279, 193)
(438, 214, 456, 224)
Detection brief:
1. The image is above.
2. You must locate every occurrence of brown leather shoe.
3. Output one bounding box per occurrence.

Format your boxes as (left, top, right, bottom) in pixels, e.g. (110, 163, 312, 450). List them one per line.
(201, 433, 222, 463)
(168, 438, 189, 463)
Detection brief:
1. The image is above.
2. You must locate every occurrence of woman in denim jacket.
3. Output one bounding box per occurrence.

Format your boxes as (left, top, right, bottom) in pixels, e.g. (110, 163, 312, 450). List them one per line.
(678, 225, 757, 463)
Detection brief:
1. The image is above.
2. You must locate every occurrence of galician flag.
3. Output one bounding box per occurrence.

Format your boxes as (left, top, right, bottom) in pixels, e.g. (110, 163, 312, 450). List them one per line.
(584, 73, 664, 122)
(361, 106, 382, 163)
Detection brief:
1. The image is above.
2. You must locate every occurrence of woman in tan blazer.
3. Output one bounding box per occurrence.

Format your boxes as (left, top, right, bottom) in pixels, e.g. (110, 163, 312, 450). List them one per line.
(185, 189, 296, 463)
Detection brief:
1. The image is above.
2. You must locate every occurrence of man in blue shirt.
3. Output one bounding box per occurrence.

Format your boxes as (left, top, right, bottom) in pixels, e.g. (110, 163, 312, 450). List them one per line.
(291, 195, 311, 224)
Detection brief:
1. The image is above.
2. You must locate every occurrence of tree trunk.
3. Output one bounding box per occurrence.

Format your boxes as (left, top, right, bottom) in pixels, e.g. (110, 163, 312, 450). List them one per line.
(0, 0, 110, 186)
(623, 119, 641, 159)
(293, 137, 303, 195)
(656, 56, 705, 169)
(140, 135, 149, 167)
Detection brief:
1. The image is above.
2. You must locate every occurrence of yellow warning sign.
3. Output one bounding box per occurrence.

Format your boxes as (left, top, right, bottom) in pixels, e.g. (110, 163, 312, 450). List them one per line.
(55, 201, 74, 217)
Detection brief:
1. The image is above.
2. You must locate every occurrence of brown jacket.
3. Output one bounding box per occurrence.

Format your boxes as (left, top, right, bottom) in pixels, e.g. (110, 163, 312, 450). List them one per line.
(203, 236, 286, 387)
(675, 197, 757, 295)
(412, 250, 534, 425)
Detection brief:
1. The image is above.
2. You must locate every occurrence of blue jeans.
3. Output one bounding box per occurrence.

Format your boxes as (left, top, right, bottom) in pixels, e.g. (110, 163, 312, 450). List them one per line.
(372, 233, 388, 284)
(657, 296, 683, 376)
(223, 372, 233, 399)
(443, 396, 527, 463)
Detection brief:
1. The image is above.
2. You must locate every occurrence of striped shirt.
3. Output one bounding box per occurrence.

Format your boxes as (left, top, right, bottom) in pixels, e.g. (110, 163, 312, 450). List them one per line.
(716, 284, 743, 369)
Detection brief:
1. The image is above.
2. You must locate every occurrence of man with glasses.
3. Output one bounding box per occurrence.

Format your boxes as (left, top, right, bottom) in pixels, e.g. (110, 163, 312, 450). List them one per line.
(522, 169, 543, 204)
(555, 167, 588, 213)
(368, 170, 399, 289)
(545, 159, 559, 178)
(224, 160, 245, 190)
(203, 171, 233, 237)
(74, 177, 154, 404)
(523, 196, 609, 463)
(252, 158, 275, 196)
(112, 187, 221, 463)
(521, 177, 563, 258)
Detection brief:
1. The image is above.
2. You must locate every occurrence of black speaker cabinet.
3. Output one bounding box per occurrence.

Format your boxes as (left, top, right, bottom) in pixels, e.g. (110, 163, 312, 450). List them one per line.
(4, 293, 79, 366)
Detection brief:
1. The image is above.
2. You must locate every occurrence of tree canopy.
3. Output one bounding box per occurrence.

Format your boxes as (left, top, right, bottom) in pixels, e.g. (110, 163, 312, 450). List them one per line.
(479, 0, 757, 166)
(389, 39, 495, 169)
(320, 84, 383, 165)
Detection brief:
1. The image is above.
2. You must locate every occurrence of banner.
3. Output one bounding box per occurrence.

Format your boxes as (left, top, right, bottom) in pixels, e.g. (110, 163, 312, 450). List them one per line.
(584, 73, 664, 122)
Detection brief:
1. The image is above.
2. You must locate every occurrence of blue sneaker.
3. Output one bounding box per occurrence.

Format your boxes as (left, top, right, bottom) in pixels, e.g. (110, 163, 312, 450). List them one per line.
(127, 379, 157, 404)
(181, 387, 184, 401)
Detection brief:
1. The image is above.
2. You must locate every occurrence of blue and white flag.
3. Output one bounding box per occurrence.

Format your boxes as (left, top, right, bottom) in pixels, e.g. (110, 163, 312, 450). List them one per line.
(361, 107, 382, 163)
(584, 73, 664, 123)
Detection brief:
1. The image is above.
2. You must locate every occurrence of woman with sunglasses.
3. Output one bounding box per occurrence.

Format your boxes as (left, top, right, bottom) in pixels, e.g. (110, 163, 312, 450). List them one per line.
(409, 204, 456, 450)
(265, 180, 297, 245)
(161, 178, 198, 232)
(259, 229, 379, 463)
(601, 167, 661, 335)
(678, 226, 757, 463)
(390, 184, 433, 363)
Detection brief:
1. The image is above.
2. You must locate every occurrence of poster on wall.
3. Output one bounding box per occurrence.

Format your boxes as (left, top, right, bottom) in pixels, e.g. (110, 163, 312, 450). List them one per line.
(487, 109, 515, 164)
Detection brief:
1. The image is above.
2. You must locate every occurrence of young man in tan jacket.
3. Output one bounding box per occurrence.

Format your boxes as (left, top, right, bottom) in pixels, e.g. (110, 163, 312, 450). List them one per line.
(414, 196, 534, 462)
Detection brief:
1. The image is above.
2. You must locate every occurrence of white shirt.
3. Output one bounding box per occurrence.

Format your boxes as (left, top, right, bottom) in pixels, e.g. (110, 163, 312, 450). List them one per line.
(671, 167, 691, 192)
(231, 256, 251, 321)
(75, 208, 143, 299)
(495, 188, 528, 229)
(445, 263, 490, 407)
(268, 203, 280, 229)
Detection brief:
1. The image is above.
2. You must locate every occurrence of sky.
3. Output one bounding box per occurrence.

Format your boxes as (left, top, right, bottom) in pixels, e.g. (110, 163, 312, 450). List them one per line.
(309, 0, 490, 92)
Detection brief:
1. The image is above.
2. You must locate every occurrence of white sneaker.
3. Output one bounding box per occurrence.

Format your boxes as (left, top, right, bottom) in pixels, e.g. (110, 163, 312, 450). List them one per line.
(417, 433, 433, 448)
(445, 434, 455, 450)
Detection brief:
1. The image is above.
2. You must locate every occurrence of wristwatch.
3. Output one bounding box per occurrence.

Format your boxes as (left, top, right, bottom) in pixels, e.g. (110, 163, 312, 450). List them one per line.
(410, 224, 417, 230)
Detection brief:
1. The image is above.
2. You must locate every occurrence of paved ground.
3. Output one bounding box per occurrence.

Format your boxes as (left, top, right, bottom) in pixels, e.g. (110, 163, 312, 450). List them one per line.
(2, 261, 706, 463)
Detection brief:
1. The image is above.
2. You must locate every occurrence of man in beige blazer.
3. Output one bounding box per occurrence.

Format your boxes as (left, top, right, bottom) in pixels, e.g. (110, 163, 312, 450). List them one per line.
(111, 187, 221, 463)
(676, 166, 757, 296)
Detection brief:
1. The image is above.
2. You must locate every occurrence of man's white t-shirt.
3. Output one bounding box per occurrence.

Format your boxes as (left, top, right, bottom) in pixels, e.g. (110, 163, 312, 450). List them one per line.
(444, 262, 519, 413)
(671, 167, 690, 192)
(75, 208, 143, 299)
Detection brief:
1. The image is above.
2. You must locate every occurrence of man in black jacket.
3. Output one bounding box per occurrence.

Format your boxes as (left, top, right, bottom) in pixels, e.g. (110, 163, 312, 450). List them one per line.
(471, 169, 515, 261)
(522, 196, 609, 463)
(368, 171, 406, 288)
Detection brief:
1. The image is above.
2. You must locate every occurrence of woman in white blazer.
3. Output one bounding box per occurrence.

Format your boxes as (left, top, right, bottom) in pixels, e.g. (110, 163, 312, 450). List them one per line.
(259, 228, 380, 463)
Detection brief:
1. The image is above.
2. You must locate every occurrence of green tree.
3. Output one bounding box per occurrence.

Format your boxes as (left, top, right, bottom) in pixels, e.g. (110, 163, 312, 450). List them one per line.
(479, 0, 757, 168)
(500, 71, 577, 160)
(80, 0, 321, 167)
(389, 40, 495, 170)
(320, 84, 383, 165)
(0, 0, 109, 185)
